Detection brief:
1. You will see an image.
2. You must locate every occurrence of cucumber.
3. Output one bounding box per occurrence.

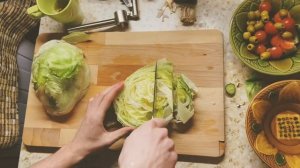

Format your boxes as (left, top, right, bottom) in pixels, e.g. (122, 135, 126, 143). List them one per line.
(225, 83, 236, 97)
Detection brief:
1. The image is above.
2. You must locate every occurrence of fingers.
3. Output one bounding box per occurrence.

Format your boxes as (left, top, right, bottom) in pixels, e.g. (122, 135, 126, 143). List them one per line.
(87, 82, 124, 119)
(106, 127, 134, 146)
(151, 118, 168, 128)
(98, 82, 124, 118)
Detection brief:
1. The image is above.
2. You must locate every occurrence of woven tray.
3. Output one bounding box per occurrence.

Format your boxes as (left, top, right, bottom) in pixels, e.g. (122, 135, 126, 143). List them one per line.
(0, 0, 37, 148)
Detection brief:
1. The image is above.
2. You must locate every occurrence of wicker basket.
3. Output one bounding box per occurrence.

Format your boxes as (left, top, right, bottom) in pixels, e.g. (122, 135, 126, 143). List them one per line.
(246, 80, 300, 168)
(0, 0, 37, 148)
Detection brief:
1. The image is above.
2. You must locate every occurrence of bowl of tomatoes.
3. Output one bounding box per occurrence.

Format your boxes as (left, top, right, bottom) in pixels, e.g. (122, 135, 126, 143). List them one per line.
(230, 0, 300, 75)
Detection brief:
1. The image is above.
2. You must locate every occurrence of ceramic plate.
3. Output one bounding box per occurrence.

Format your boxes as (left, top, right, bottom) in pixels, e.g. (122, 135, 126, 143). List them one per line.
(246, 80, 300, 168)
(230, 0, 300, 75)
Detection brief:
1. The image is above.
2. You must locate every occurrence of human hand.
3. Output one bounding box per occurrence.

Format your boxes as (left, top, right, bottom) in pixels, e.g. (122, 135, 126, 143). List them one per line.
(70, 82, 133, 158)
(118, 119, 177, 168)
(32, 82, 133, 168)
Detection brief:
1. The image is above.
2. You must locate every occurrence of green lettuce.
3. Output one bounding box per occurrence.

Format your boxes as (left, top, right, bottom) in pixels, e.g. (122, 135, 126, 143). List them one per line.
(114, 59, 198, 128)
(32, 40, 90, 116)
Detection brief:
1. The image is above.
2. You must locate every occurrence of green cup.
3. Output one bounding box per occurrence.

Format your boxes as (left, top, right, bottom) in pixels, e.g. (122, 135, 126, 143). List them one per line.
(27, 0, 83, 26)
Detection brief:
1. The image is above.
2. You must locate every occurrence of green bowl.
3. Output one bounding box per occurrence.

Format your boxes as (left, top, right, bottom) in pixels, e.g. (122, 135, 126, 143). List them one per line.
(230, 0, 300, 76)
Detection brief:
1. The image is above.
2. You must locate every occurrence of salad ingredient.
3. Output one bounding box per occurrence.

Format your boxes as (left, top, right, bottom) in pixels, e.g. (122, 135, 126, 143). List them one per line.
(256, 44, 267, 55)
(259, 1, 272, 12)
(243, 1, 299, 60)
(269, 46, 283, 59)
(225, 83, 236, 97)
(32, 40, 90, 116)
(114, 59, 198, 128)
(260, 51, 271, 60)
(255, 30, 267, 43)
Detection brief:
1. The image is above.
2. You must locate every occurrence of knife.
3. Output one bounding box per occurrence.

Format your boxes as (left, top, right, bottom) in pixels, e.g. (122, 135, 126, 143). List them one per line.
(152, 61, 158, 119)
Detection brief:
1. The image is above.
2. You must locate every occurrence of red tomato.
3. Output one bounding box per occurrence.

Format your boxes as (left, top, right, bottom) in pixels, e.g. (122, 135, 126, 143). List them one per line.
(274, 12, 291, 23)
(269, 46, 283, 59)
(271, 35, 283, 47)
(280, 40, 296, 53)
(273, 13, 283, 23)
(282, 17, 296, 31)
(255, 31, 267, 43)
(264, 22, 278, 35)
(256, 44, 267, 55)
(259, 1, 272, 12)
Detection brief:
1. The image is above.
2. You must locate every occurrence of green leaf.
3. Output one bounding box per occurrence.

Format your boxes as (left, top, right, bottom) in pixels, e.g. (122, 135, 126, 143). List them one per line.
(245, 77, 263, 100)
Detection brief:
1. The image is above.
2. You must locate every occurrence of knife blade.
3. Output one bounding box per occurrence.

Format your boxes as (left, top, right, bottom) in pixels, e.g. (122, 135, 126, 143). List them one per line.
(152, 61, 158, 118)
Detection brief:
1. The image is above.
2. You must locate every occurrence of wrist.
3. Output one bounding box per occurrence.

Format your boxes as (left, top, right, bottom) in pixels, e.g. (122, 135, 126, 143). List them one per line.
(63, 143, 88, 164)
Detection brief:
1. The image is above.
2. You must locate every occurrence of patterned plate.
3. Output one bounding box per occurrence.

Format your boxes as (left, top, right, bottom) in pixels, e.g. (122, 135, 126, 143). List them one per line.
(230, 0, 300, 76)
(246, 80, 300, 168)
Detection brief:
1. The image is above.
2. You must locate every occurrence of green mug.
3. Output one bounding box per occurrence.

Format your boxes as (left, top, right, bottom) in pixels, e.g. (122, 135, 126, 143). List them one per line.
(27, 0, 83, 26)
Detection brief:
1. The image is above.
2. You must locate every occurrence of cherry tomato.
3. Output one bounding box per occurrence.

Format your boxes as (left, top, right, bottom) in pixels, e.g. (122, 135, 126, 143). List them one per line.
(264, 22, 277, 35)
(271, 35, 283, 47)
(259, 1, 272, 12)
(256, 44, 267, 55)
(282, 17, 296, 32)
(280, 40, 296, 53)
(274, 11, 291, 23)
(255, 30, 267, 43)
(269, 46, 283, 59)
(273, 13, 283, 23)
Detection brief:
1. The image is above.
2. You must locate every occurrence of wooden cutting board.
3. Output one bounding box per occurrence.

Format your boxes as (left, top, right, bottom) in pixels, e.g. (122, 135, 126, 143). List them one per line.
(23, 30, 225, 158)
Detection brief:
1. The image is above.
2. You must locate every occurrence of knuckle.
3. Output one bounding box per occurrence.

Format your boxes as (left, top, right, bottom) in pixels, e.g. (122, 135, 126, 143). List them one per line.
(171, 152, 178, 161)
(161, 128, 168, 136)
(148, 120, 156, 127)
(168, 138, 175, 147)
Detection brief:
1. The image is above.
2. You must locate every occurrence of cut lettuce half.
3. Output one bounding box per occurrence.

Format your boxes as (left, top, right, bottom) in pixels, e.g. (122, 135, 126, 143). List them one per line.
(114, 65, 155, 127)
(114, 59, 198, 128)
(153, 59, 174, 122)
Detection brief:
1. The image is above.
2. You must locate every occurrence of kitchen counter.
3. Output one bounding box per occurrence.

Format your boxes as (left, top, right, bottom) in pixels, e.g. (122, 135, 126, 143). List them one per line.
(18, 0, 268, 167)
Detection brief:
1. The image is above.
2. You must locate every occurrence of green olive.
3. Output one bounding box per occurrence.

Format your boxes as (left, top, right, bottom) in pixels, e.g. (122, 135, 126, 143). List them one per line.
(243, 32, 251, 40)
(247, 21, 256, 25)
(249, 36, 258, 44)
(261, 15, 270, 22)
(274, 22, 284, 30)
(254, 10, 261, 19)
(260, 10, 269, 17)
(247, 20, 256, 25)
(282, 31, 294, 39)
(279, 9, 289, 18)
(247, 25, 255, 34)
(247, 44, 256, 51)
(260, 52, 271, 60)
(254, 21, 264, 30)
(248, 11, 256, 20)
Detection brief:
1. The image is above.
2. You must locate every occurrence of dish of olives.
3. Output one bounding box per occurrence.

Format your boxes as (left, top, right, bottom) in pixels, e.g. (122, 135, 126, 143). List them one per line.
(243, 1, 298, 60)
(230, 0, 300, 75)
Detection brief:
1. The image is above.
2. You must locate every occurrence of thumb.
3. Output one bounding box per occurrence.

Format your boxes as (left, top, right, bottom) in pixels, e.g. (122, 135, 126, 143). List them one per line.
(107, 127, 134, 145)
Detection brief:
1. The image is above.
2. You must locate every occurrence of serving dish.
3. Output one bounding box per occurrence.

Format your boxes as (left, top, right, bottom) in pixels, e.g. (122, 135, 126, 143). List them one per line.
(246, 80, 300, 168)
(230, 0, 300, 75)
